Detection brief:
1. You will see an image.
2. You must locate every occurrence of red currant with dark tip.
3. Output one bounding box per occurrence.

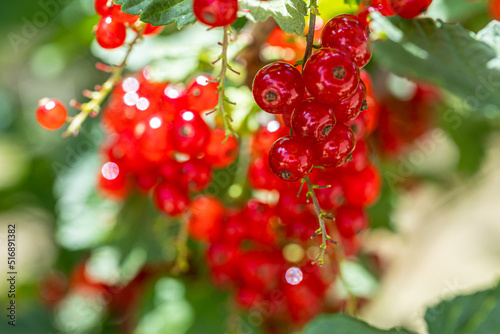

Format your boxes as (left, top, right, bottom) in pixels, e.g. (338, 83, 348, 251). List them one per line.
(172, 110, 210, 156)
(193, 0, 238, 27)
(186, 74, 219, 113)
(333, 80, 367, 123)
(335, 205, 368, 237)
(321, 14, 372, 68)
(389, 0, 433, 19)
(111, 5, 140, 24)
(180, 159, 212, 191)
(269, 136, 314, 181)
(313, 123, 356, 168)
(94, 0, 113, 17)
(252, 62, 305, 114)
(291, 99, 336, 142)
(203, 129, 239, 169)
(153, 182, 189, 216)
(188, 196, 225, 242)
(36, 98, 67, 130)
(341, 164, 381, 207)
(303, 48, 360, 105)
(339, 139, 369, 172)
(348, 114, 367, 140)
(96, 16, 127, 49)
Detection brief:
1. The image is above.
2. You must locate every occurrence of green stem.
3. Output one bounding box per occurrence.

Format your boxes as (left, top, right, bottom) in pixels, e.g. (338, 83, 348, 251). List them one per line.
(305, 175, 329, 266)
(302, 0, 318, 70)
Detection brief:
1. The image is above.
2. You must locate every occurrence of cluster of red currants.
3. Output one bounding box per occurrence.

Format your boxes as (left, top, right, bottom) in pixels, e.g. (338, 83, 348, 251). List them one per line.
(94, 0, 164, 49)
(98, 68, 239, 216)
(357, 0, 433, 24)
(252, 14, 371, 182)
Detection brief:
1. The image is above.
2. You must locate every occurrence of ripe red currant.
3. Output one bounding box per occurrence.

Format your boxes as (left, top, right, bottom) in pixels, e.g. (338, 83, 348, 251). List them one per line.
(203, 129, 239, 169)
(94, 0, 113, 17)
(313, 123, 356, 168)
(143, 23, 165, 36)
(96, 16, 127, 49)
(153, 182, 189, 216)
(188, 196, 225, 242)
(303, 48, 360, 105)
(490, 0, 500, 20)
(180, 159, 213, 191)
(341, 164, 381, 207)
(291, 99, 336, 142)
(321, 14, 372, 68)
(333, 80, 367, 123)
(171, 110, 210, 156)
(111, 5, 140, 24)
(268, 136, 314, 181)
(186, 74, 219, 113)
(36, 98, 67, 130)
(339, 139, 369, 172)
(389, 0, 433, 19)
(134, 114, 175, 162)
(193, 0, 238, 27)
(335, 205, 368, 237)
(252, 62, 305, 114)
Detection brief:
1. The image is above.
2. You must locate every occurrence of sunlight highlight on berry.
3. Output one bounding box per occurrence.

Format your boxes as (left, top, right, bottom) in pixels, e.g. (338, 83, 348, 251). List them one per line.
(267, 120, 281, 133)
(285, 267, 303, 285)
(101, 162, 119, 180)
(149, 116, 162, 129)
(122, 77, 140, 92)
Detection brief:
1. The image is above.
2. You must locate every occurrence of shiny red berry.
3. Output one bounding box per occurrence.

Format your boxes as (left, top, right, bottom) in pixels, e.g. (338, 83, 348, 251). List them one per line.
(303, 48, 360, 105)
(143, 23, 165, 36)
(186, 74, 219, 113)
(193, 0, 238, 27)
(339, 139, 369, 172)
(333, 81, 367, 123)
(153, 182, 189, 216)
(111, 5, 140, 24)
(291, 99, 336, 142)
(134, 114, 174, 162)
(96, 16, 126, 49)
(313, 123, 356, 168)
(172, 110, 210, 156)
(188, 196, 225, 242)
(36, 98, 67, 130)
(269, 136, 314, 181)
(389, 0, 433, 19)
(94, 0, 113, 16)
(321, 14, 372, 68)
(252, 62, 305, 114)
(490, 0, 500, 20)
(341, 164, 381, 207)
(335, 206, 368, 237)
(203, 129, 239, 168)
(180, 159, 212, 191)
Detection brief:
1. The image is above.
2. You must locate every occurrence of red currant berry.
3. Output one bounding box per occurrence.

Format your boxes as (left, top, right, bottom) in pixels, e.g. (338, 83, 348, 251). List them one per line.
(193, 0, 238, 27)
(161, 84, 188, 111)
(36, 98, 67, 130)
(134, 114, 174, 162)
(389, 0, 433, 19)
(303, 48, 360, 105)
(94, 0, 113, 17)
(135, 172, 158, 192)
(335, 205, 368, 237)
(490, 0, 500, 20)
(158, 159, 182, 182)
(172, 110, 210, 156)
(339, 139, 369, 172)
(203, 129, 239, 169)
(180, 159, 212, 191)
(341, 164, 381, 207)
(236, 287, 263, 309)
(250, 120, 288, 157)
(252, 62, 305, 114)
(291, 99, 336, 142)
(347, 114, 367, 140)
(186, 74, 219, 113)
(111, 5, 140, 24)
(239, 251, 284, 291)
(143, 23, 165, 36)
(98, 162, 131, 200)
(313, 123, 355, 168)
(188, 196, 225, 242)
(218, 211, 248, 245)
(333, 80, 367, 123)
(269, 136, 314, 181)
(321, 14, 372, 68)
(153, 182, 189, 216)
(247, 156, 283, 190)
(96, 16, 127, 49)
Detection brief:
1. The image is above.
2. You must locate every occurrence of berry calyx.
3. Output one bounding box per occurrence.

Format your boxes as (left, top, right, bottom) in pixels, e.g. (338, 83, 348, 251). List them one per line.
(313, 123, 356, 168)
(389, 0, 433, 19)
(291, 99, 336, 142)
(193, 0, 238, 27)
(252, 62, 305, 114)
(36, 98, 67, 130)
(268, 136, 314, 181)
(321, 14, 372, 68)
(303, 48, 360, 105)
(96, 16, 127, 49)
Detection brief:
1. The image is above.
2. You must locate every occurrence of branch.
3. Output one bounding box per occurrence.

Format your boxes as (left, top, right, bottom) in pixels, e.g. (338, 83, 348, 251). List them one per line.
(63, 27, 145, 137)
(302, 0, 318, 69)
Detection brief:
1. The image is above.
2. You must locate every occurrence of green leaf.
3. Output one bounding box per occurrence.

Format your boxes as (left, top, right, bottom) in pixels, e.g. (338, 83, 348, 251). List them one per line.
(425, 283, 500, 334)
(114, 0, 196, 29)
(239, 0, 308, 34)
(371, 16, 500, 115)
(303, 314, 412, 334)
